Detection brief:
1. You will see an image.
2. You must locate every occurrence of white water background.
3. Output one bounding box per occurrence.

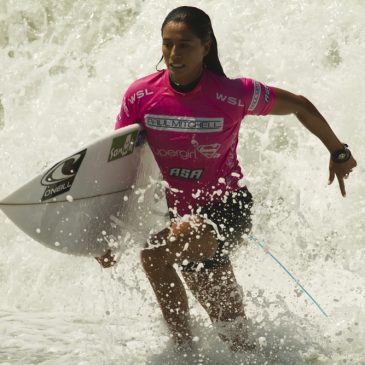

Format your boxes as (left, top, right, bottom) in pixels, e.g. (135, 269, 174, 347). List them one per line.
(0, 0, 364, 364)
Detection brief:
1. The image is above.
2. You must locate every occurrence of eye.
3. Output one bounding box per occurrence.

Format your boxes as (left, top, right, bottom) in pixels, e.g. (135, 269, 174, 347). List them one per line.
(162, 41, 172, 48)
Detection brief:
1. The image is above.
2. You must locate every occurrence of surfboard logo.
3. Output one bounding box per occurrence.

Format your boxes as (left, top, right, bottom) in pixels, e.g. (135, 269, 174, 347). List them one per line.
(108, 130, 139, 162)
(40, 149, 86, 201)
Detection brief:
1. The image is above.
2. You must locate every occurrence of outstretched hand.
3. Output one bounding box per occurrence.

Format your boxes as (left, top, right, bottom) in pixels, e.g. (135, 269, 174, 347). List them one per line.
(95, 249, 116, 268)
(328, 155, 357, 197)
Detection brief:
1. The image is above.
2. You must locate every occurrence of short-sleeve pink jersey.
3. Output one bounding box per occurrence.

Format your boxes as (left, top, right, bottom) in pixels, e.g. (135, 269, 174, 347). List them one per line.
(115, 69, 275, 216)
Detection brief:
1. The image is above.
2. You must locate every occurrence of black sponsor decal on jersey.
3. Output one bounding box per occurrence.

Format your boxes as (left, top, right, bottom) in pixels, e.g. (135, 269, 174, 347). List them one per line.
(169, 168, 204, 181)
(41, 149, 86, 201)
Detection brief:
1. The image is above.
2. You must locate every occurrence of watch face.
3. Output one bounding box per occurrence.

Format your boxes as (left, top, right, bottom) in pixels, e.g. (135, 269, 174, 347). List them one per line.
(338, 152, 347, 160)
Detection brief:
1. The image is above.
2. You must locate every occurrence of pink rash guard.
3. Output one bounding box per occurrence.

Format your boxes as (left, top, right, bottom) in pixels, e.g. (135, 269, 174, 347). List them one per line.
(115, 69, 275, 216)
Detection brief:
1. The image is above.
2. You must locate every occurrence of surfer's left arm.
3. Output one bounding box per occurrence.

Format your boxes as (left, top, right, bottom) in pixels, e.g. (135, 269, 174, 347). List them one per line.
(269, 87, 357, 197)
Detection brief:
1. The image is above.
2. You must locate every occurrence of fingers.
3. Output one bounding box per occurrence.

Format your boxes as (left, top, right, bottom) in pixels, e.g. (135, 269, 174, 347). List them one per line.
(329, 157, 357, 196)
(336, 174, 346, 197)
(328, 167, 335, 185)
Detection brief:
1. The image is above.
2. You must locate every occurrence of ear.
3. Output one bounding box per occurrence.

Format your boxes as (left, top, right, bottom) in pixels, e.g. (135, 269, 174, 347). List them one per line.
(203, 39, 212, 56)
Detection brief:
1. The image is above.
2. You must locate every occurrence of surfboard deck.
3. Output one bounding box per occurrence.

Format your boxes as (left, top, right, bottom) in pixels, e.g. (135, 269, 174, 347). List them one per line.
(0, 124, 150, 256)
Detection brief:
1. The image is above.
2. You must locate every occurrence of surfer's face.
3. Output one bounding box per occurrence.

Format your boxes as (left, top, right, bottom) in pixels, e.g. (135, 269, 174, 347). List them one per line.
(162, 21, 211, 85)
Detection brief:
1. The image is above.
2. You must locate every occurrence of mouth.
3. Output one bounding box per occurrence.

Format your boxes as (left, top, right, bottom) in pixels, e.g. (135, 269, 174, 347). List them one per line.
(169, 63, 185, 71)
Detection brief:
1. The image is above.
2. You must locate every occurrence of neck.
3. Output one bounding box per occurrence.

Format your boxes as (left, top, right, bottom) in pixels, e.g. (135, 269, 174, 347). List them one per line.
(169, 73, 202, 93)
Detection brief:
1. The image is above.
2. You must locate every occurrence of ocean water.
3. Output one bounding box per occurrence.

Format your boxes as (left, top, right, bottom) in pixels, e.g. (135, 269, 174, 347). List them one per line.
(0, 0, 364, 364)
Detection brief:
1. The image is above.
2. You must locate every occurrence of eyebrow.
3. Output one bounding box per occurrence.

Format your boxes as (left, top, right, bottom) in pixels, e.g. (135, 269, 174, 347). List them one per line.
(162, 38, 193, 42)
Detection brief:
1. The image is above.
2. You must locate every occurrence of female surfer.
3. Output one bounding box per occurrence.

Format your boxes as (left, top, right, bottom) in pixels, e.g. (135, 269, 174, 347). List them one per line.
(96, 6, 357, 352)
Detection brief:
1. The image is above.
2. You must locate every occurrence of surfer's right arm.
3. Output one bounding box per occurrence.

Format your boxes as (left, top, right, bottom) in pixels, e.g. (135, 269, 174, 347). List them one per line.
(115, 94, 136, 129)
(115, 79, 147, 130)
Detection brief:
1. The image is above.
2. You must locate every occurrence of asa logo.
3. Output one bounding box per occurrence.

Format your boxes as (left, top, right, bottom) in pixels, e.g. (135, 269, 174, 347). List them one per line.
(41, 149, 86, 201)
(169, 168, 204, 181)
(108, 130, 139, 162)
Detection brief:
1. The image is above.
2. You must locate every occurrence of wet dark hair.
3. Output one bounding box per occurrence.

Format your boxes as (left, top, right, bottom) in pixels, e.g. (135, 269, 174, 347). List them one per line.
(157, 6, 226, 77)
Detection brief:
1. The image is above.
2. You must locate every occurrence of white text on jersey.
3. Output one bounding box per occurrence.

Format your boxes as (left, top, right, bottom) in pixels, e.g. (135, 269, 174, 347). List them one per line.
(216, 93, 244, 107)
(128, 89, 154, 104)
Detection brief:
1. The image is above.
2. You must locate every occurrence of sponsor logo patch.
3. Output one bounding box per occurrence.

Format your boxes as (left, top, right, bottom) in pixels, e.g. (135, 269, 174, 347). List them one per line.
(122, 97, 130, 118)
(41, 149, 86, 201)
(108, 130, 139, 162)
(169, 168, 204, 180)
(153, 147, 197, 160)
(128, 89, 154, 105)
(191, 139, 221, 158)
(152, 140, 221, 161)
(216, 93, 244, 107)
(248, 80, 261, 112)
(145, 114, 223, 133)
(264, 85, 270, 103)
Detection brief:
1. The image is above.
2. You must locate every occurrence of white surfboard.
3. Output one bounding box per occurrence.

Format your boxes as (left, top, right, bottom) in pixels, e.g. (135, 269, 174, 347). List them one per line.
(0, 124, 158, 257)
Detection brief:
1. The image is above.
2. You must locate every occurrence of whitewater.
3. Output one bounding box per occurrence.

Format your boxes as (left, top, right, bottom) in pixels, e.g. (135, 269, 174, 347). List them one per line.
(0, 1, 364, 364)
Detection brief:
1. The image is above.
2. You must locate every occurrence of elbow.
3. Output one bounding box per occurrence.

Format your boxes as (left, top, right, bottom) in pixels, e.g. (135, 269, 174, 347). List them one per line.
(295, 95, 314, 117)
(298, 95, 312, 106)
(298, 94, 308, 103)
(271, 88, 315, 116)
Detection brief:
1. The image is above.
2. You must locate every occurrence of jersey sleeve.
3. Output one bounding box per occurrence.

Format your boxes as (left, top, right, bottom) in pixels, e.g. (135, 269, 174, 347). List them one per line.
(114, 84, 140, 130)
(240, 78, 276, 116)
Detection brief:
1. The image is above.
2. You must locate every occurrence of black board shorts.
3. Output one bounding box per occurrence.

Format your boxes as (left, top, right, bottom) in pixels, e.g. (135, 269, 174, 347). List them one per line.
(169, 187, 253, 272)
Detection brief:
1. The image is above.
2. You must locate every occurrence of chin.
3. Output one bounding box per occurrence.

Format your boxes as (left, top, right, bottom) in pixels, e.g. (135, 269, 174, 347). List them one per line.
(170, 71, 188, 84)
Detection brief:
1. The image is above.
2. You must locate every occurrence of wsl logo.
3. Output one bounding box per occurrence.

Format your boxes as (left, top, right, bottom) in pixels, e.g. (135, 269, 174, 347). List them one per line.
(41, 150, 86, 201)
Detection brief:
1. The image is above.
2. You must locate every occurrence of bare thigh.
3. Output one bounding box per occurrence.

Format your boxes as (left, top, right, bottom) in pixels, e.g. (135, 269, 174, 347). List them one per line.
(181, 260, 246, 322)
(141, 217, 219, 270)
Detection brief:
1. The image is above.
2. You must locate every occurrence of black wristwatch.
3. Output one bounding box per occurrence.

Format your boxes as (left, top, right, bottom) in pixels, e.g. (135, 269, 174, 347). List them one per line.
(331, 144, 351, 163)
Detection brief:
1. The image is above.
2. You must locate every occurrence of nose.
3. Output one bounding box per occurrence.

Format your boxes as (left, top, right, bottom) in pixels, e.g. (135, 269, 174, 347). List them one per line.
(171, 45, 181, 60)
